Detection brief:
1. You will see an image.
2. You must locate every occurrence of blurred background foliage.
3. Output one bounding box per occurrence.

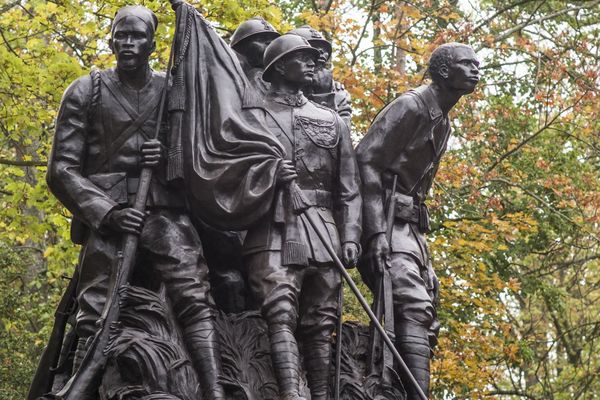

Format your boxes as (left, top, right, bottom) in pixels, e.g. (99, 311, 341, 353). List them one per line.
(0, 0, 598, 398)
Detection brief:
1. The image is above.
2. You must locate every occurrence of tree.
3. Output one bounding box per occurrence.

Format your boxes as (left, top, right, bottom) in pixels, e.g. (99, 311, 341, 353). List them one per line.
(1, 0, 598, 399)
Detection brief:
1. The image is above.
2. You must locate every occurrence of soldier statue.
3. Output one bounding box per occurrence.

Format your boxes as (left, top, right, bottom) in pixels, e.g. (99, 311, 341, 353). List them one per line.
(287, 25, 352, 127)
(45, 6, 225, 399)
(356, 43, 480, 399)
(195, 17, 280, 314)
(230, 16, 281, 94)
(242, 34, 362, 400)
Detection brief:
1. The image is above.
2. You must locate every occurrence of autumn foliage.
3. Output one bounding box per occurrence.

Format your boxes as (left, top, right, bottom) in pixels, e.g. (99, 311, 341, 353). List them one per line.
(1, 1, 598, 399)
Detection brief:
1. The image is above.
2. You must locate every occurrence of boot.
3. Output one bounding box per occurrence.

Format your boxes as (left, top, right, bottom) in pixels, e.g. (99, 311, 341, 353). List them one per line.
(302, 338, 332, 400)
(71, 337, 89, 375)
(269, 324, 306, 400)
(184, 319, 226, 400)
(396, 322, 431, 400)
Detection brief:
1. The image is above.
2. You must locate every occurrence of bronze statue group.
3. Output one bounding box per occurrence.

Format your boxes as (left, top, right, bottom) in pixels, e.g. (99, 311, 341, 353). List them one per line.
(31, 3, 480, 400)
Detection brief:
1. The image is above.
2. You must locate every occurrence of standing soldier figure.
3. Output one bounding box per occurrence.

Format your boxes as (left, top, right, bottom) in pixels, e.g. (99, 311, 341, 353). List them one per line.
(356, 43, 480, 399)
(230, 17, 281, 94)
(242, 34, 362, 400)
(287, 25, 352, 127)
(197, 17, 281, 313)
(46, 6, 225, 399)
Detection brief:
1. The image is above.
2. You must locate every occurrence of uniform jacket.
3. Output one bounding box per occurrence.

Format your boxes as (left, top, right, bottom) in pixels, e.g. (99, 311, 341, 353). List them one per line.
(47, 68, 183, 239)
(242, 92, 362, 263)
(309, 81, 352, 127)
(356, 85, 450, 263)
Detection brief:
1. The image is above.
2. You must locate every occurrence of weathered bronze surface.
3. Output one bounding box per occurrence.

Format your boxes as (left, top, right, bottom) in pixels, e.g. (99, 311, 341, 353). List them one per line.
(30, 1, 479, 399)
(357, 43, 480, 399)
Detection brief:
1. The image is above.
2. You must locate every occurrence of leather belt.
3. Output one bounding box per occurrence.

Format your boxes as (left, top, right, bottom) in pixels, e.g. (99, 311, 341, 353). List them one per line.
(301, 189, 333, 208)
(391, 193, 430, 233)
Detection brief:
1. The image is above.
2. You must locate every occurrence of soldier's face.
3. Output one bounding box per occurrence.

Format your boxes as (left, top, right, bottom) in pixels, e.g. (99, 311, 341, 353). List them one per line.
(244, 33, 277, 68)
(110, 17, 155, 71)
(280, 51, 316, 84)
(446, 47, 480, 93)
(312, 42, 330, 67)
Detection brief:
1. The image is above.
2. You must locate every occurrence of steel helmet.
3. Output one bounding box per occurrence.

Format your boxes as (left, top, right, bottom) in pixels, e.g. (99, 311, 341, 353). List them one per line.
(262, 34, 320, 82)
(230, 17, 280, 50)
(287, 25, 332, 59)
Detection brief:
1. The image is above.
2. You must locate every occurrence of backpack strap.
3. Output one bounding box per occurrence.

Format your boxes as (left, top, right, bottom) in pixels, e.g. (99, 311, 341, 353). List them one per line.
(88, 69, 101, 122)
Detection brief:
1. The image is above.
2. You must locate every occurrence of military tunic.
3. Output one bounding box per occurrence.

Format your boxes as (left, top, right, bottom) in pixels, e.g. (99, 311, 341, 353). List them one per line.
(47, 68, 215, 338)
(243, 92, 361, 336)
(356, 85, 447, 345)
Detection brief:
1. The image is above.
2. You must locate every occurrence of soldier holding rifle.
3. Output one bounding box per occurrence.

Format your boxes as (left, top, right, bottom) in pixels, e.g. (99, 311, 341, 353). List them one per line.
(357, 43, 480, 399)
(44, 6, 224, 399)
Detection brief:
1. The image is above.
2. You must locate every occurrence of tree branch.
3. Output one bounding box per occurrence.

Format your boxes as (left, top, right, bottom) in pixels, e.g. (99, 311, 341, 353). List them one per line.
(485, 389, 539, 400)
(471, 0, 537, 34)
(0, 158, 47, 167)
(486, 92, 587, 173)
(350, 0, 376, 67)
(0, 0, 20, 14)
(476, 1, 600, 51)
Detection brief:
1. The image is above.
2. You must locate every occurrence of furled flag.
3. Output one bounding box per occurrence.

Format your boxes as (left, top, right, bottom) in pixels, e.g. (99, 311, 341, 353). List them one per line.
(167, 0, 310, 265)
(167, 0, 285, 230)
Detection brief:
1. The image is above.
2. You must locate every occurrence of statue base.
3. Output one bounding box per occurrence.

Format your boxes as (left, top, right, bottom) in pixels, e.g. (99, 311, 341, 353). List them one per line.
(43, 285, 405, 400)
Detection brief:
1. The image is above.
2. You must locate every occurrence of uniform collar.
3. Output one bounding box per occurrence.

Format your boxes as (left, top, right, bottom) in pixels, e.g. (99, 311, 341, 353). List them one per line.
(268, 91, 308, 107)
(414, 85, 444, 120)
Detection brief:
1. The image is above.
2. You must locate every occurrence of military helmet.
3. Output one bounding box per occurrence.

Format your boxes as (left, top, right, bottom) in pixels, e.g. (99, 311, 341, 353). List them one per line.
(262, 34, 320, 82)
(230, 17, 280, 50)
(287, 25, 332, 59)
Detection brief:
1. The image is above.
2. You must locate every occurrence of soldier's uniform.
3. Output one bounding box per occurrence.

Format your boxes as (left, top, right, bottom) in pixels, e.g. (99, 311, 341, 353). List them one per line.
(356, 84, 445, 398)
(47, 67, 224, 399)
(288, 25, 353, 127)
(244, 91, 361, 400)
(242, 35, 362, 400)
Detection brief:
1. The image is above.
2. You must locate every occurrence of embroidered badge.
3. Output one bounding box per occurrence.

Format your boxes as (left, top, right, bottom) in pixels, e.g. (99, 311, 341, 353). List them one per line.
(295, 115, 339, 148)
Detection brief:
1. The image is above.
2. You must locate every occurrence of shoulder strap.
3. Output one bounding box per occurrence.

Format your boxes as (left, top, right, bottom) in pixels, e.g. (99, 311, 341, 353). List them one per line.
(88, 69, 101, 122)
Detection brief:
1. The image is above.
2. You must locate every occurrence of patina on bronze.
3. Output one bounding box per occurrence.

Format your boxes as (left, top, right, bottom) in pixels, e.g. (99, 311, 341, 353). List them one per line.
(357, 42, 480, 399)
(196, 16, 281, 314)
(231, 16, 280, 95)
(34, 5, 225, 399)
(241, 33, 362, 400)
(287, 25, 352, 126)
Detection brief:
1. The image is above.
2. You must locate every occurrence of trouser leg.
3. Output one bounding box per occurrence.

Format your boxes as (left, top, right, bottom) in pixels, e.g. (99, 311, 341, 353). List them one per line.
(140, 210, 225, 399)
(183, 319, 226, 400)
(396, 322, 431, 399)
(74, 232, 117, 340)
(246, 251, 306, 400)
(269, 324, 305, 400)
(302, 338, 331, 400)
(298, 264, 340, 400)
(389, 252, 437, 399)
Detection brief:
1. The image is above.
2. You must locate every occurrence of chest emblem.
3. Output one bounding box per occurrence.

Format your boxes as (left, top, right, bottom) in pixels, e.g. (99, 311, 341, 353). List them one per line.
(295, 115, 339, 148)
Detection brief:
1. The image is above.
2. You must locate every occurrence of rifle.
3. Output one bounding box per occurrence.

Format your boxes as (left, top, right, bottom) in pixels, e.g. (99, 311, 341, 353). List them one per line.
(292, 182, 428, 400)
(367, 175, 398, 385)
(28, 270, 79, 400)
(53, 48, 175, 400)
